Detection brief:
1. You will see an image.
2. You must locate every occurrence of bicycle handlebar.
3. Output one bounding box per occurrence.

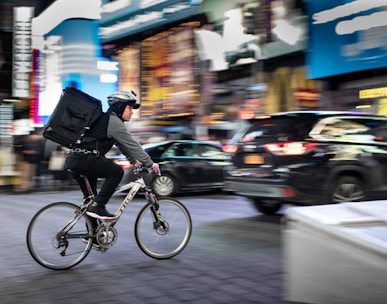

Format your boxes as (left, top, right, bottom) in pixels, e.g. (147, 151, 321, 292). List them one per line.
(133, 166, 160, 176)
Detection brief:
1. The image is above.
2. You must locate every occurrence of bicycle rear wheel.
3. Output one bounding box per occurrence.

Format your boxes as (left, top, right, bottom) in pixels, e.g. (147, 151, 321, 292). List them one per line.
(135, 197, 192, 259)
(26, 202, 93, 270)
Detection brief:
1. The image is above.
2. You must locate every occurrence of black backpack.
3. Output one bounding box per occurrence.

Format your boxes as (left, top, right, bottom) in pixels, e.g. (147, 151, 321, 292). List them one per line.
(43, 87, 103, 148)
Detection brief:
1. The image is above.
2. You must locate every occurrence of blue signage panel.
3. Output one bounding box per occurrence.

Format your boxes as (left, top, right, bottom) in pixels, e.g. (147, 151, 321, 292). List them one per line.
(307, 1, 387, 79)
(99, 0, 196, 42)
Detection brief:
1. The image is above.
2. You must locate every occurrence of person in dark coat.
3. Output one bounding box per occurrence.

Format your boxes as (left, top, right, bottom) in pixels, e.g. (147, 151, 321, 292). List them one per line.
(15, 130, 44, 192)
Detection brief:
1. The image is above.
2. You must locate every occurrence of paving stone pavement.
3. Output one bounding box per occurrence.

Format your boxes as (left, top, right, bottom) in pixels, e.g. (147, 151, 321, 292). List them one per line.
(0, 191, 300, 304)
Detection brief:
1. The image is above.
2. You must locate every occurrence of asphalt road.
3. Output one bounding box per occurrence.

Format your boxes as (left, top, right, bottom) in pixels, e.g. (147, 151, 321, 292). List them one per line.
(0, 190, 296, 304)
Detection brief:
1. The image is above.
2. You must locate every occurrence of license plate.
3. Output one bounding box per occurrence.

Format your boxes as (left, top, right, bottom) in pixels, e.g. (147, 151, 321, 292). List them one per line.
(244, 154, 264, 164)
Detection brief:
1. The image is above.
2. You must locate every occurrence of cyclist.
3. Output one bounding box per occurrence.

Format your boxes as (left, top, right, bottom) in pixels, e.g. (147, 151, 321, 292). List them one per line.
(65, 91, 160, 221)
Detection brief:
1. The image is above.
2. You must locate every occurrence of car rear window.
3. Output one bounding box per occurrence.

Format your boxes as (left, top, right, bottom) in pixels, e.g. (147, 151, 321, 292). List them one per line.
(309, 116, 387, 142)
(241, 116, 314, 142)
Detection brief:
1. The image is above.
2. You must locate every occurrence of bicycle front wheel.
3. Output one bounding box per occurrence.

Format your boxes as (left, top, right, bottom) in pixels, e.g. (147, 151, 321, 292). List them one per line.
(135, 197, 192, 259)
(26, 202, 93, 270)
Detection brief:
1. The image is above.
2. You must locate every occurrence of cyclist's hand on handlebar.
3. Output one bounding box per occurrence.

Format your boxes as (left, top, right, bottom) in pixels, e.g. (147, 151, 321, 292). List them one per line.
(149, 163, 161, 176)
(133, 160, 142, 168)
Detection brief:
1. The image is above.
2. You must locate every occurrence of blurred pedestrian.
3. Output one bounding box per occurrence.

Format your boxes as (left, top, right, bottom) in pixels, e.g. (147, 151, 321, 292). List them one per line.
(48, 144, 69, 182)
(15, 130, 44, 192)
(39, 139, 69, 189)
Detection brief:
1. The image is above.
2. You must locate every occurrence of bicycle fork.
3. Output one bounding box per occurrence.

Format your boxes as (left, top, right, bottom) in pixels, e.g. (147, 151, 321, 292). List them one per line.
(146, 192, 169, 234)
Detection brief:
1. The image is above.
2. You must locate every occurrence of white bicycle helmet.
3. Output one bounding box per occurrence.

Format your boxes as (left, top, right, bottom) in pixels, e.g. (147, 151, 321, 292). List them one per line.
(107, 91, 140, 109)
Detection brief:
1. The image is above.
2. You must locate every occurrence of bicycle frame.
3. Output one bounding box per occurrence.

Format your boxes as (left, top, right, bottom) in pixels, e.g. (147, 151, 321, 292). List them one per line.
(91, 171, 169, 251)
(111, 177, 147, 223)
(78, 167, 150, 223)
(111, 174, 166, 229)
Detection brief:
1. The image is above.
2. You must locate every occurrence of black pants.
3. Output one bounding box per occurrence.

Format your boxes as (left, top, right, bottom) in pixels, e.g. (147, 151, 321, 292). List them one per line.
(65, 153, 124, 206)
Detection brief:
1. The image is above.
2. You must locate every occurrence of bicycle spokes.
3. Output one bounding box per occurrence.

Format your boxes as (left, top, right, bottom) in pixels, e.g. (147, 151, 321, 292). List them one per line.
(135, 198, 192, 259)
(27, 202, 94, 270)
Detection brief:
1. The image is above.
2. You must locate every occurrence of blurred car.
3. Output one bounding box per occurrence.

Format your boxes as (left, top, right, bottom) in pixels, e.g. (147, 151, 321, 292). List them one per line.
(109, 140, 232, 196)
(222, 120, 254, 155)
(224, 111, 387, 215)
(132, 132, 167, 144)
(105, 145, 133, 171)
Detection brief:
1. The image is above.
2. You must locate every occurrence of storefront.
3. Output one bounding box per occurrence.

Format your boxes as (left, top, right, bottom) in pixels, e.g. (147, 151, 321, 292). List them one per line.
(359, 85, 387, 115)
(325, 74, 387, 114)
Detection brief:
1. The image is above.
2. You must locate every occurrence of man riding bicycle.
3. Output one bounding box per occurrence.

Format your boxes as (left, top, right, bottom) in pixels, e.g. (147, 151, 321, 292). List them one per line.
(65, 91, 160, 220)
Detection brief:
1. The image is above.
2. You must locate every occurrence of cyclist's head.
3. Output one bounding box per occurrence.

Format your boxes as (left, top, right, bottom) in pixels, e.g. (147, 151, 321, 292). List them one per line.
(107, 91, 140, 119)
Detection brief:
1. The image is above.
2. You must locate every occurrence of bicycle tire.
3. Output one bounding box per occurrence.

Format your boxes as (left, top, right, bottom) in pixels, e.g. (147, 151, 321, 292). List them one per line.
(134, 197, 192, 259)
(26, 202, 93, 270)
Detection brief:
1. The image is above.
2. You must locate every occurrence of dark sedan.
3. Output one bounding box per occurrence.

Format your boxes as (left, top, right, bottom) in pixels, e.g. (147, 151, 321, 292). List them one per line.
(111, 140, 232, 196)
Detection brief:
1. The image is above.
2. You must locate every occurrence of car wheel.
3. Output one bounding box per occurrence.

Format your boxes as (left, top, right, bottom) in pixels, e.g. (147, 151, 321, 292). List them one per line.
(152, 174, 177, 197)
(328, 176, 366, 203)
(250, 199, 283, 215)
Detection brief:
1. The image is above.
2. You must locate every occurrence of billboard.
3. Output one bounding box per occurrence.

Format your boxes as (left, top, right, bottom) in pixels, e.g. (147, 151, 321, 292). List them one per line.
(13, 7, 34, 98)
(141, 26, 198, 117)
(33, 19, 118, 125)
(196, 0, 306, 71)
(307, 0, 387, 79)
(117, 46, 141, 118)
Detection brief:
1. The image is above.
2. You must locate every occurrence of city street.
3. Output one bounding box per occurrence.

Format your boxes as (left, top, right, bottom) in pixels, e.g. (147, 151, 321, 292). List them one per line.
(0, 190, 295, 304)
(1, 0, 385, 302)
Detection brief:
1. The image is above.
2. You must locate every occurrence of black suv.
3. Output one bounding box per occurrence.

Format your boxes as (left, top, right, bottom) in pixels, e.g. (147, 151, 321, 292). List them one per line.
(224, 111, 387, 215)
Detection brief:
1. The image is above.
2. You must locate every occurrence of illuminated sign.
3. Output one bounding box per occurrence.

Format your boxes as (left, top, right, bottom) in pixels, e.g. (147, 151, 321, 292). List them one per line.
(100, 2, 191, 39)
(99, 1, 198, 42)
(140, 26, 198, 117)
(307, 1, 387, 78)
(359, 87, 387, 99)
(32, 0, 101, 50)
(30, 1, 113, 125)
(12, 7, 34, 98)
(102, 0, 133, 14)
(140, 0, 167, 9)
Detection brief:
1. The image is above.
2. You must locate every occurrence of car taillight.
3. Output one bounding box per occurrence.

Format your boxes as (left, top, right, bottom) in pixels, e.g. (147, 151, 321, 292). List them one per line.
(121, 162, 133, 170)
(264, 142, 317, 155)
(223, 145, 238, 154)
(115, 159, 133, 170)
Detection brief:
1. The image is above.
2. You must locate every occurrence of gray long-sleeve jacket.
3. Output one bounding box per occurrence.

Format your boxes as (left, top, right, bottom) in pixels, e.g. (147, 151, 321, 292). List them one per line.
(107, 112, 154, 168)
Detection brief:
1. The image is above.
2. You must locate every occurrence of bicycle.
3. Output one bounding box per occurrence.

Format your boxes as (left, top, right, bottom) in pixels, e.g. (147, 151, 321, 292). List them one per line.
(26, 167, 192, 270)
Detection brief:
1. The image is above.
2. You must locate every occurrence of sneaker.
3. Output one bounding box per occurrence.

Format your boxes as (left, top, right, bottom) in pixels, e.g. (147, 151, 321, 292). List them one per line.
(86, 202, 116, 220)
